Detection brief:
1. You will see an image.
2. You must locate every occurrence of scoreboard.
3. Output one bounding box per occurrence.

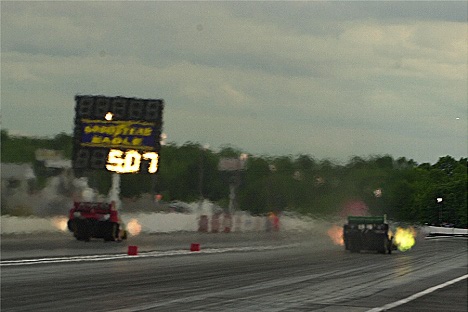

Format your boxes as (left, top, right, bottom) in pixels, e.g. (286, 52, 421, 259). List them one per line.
(72, 95, 164, 174)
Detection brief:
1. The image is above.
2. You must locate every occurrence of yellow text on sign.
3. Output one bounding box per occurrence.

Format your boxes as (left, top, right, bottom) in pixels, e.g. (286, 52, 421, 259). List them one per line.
(106, 149, 159, 173)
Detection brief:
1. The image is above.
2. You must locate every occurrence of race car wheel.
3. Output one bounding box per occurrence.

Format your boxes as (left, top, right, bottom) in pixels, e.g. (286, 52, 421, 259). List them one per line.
(104, 224, 116, 241)
(113, 223, 120, 241)
(387, 237, 393, 254)
(378, 238, 387, 254)
(349, 240, 360, 253)
(74, 225, 83, 241)
(76, 221, 91, 242)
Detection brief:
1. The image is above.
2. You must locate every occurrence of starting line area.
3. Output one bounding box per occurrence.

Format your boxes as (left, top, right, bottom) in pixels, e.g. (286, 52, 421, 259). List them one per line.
(0, 243, 300, 267)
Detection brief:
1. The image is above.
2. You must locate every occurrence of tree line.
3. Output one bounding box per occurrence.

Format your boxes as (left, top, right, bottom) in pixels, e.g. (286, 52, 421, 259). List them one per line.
(1, 130, 466, 227)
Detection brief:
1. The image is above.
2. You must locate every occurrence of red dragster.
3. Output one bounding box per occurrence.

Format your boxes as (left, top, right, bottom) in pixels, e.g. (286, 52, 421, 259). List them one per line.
(67, 202, 127, 242)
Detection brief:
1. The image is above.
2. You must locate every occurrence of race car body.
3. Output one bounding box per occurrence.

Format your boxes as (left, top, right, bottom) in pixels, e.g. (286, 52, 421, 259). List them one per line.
(67, 202, 127, 241)
(343, 215, 395, 254)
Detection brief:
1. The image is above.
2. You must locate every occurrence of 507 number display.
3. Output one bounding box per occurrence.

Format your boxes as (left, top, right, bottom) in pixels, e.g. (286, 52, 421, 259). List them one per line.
(74, 148, 159, 173)
(107, 149, 158, 173)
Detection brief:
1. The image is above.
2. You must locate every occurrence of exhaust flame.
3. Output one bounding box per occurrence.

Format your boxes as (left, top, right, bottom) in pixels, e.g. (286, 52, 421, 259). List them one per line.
(52, 216, 68, 232)
(327, 225, 344, 246)
(126, 218, 142, 236)
(394, 227, 416, 252)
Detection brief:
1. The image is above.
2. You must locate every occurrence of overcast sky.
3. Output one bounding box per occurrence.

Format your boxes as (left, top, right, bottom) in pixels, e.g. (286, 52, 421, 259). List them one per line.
(1, 1, 467, 164)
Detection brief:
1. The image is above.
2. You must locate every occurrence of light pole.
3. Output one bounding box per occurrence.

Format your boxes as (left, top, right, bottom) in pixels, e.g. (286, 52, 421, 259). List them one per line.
(151, 133, 166, 205)
(436, 197, 443, 225)
(218, 154, 248, 214)
(198, 144, 210, 213)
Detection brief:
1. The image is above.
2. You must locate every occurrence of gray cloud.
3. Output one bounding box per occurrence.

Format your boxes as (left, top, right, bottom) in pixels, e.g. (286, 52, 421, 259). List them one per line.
(1, 1, 466, 163)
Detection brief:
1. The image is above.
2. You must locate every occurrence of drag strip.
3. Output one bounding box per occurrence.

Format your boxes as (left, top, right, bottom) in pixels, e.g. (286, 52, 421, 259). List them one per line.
(1, 233, 467, 312)
(0, 243, 299, 266)
(367, 274, 468, 312)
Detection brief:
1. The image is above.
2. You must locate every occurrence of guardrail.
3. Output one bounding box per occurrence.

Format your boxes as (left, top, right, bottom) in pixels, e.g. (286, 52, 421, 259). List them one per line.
(426, 226, 468, 237)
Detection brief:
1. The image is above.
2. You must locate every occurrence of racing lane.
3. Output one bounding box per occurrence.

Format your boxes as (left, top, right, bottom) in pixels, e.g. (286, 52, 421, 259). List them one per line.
(1, 232, 467, 312)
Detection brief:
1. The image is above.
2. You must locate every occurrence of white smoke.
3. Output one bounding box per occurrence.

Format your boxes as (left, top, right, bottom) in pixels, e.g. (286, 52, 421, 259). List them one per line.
(73, 177, 96, 202)
(0, 210, 318, 235)
(2, 172, 99, 217)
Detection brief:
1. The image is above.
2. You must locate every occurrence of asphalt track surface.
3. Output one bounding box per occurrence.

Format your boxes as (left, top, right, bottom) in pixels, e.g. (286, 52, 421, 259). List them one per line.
(1, 231, 467, 312)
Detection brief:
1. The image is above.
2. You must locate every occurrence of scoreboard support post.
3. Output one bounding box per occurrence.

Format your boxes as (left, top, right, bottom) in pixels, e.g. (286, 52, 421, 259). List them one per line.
(108, 173, 121, 210)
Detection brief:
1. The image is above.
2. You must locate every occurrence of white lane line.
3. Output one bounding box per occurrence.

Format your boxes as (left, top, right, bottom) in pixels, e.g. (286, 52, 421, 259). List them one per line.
(366, 274, 468, 312)
(425, 236, 468, 240)
(0, 244, 299, 267)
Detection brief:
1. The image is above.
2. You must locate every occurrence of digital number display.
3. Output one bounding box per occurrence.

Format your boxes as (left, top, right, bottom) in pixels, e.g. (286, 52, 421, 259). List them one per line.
(106, 149, 159, 173)
(75, 96, 162, 122)
(72, 95, 164, 174)
(73, 148, 159, 173)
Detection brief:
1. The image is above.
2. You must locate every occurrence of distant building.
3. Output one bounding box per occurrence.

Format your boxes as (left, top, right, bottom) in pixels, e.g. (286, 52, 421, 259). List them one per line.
(1, 163, 36, 195)
(34, 149, 71, 177)
(35, 149, 64, 162)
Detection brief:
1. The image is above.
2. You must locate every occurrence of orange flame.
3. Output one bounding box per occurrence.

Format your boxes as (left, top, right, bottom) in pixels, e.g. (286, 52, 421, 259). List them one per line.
(52, 216, 68, 232)
(126, 218, 142, 236)
(327, 225, 344, 246)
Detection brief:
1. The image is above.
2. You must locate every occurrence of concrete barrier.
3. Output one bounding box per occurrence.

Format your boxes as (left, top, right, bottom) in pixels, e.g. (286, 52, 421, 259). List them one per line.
(427, 226, 468, 236)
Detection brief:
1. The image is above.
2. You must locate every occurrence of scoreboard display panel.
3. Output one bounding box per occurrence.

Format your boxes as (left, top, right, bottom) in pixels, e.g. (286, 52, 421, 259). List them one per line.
(73, 95, 164, 174)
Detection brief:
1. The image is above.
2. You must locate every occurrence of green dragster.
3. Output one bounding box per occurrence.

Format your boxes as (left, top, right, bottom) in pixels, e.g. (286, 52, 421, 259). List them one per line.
(343, 216, 395, 254)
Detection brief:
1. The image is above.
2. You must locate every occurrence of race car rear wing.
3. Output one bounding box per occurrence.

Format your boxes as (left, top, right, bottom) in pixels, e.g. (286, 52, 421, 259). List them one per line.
(347, 215, 387, 225)
(72, 202, 113, 214)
